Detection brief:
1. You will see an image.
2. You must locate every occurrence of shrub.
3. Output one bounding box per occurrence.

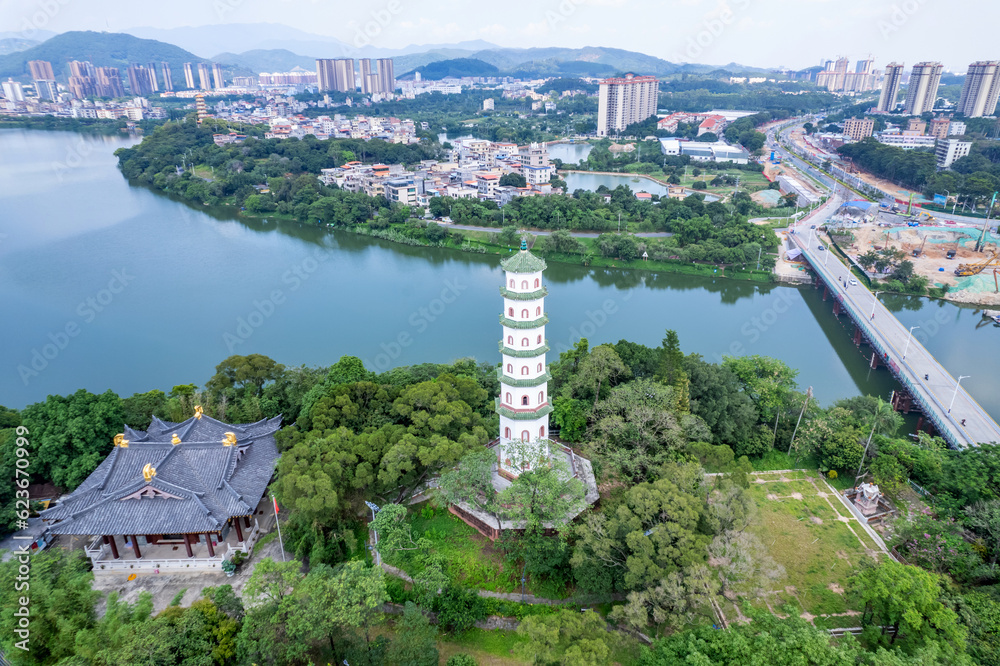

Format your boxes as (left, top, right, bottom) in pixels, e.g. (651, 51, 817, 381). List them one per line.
(434, 586, 486, 633)
(447, 655, 478, 666)
(828, 470, 838, 479)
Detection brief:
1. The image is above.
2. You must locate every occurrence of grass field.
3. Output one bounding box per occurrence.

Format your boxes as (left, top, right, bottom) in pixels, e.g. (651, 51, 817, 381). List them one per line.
(401, 507, 521, 593)
(729, 470, 886, 627)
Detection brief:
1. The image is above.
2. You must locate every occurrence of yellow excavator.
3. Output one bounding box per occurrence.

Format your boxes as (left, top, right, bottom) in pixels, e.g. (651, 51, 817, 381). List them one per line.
(955, 250, 999, 276)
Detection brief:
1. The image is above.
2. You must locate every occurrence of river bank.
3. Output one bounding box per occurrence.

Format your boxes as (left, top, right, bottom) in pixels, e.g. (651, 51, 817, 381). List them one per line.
(228, 203, 777, 284)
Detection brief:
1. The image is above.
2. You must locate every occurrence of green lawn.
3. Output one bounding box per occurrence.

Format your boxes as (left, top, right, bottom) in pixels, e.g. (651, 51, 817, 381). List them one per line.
(399, 506, 521, 593)
(745, 470, 883, 624)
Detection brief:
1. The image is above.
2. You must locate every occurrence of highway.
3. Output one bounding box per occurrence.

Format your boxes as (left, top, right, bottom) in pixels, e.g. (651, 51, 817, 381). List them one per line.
(768, 121, 1000, 447)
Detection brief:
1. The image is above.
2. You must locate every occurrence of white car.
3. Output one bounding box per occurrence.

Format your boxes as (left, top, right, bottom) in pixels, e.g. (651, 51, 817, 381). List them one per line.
(849, 279, 858, 286)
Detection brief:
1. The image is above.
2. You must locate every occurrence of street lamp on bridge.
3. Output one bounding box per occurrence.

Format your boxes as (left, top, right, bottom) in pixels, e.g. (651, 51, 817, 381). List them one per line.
(948, 375, 970, 414)
(869, 291, 881, 320)
(903, 325, 920, 359)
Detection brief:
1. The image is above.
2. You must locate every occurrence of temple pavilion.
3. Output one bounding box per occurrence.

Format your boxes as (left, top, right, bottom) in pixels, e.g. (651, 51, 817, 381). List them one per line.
(40, 408, 281, 573)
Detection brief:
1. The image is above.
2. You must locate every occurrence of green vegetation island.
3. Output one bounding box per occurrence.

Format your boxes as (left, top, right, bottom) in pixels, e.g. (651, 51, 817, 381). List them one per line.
(110, 115, 798, 283)
(2, 336, 998, 665)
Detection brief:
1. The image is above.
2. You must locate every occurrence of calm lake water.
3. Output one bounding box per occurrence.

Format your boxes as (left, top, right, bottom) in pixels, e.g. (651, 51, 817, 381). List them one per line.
(548, 142, 592, 166)
(1, 128, 995, 423)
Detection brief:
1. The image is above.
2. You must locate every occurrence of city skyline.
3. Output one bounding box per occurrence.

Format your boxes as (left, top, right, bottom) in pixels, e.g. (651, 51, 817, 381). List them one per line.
(3, 0, 997, 71)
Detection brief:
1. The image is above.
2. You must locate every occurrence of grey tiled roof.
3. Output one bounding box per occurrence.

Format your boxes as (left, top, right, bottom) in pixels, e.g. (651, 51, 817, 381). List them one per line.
(40, 414, 281, 536)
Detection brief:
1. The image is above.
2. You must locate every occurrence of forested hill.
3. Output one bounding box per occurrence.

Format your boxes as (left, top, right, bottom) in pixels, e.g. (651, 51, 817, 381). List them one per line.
(0, 31, 246, 86)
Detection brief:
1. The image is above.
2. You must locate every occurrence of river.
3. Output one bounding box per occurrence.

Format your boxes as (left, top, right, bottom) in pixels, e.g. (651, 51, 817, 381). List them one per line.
(1, 128, 995, 424)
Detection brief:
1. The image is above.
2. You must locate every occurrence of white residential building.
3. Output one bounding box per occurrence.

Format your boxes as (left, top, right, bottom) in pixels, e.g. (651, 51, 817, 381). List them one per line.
(936, 139, 972, 169)
(596, 74, 659, 137)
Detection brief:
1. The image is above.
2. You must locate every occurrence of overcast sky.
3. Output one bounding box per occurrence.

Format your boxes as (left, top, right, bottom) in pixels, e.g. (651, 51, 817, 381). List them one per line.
(4, 0, 995, 71)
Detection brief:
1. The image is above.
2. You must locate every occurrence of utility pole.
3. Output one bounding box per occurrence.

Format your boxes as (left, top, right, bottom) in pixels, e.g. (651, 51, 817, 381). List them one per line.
(856, 391, 894, 483)
(788, 387, 812, 455)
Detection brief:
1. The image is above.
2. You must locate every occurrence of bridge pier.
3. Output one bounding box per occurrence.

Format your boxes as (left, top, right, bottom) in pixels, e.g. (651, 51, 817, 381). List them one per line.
(833, 299, 841, 315)
(892, 390, 916, 414)
(853, 327, 863, 346)
(870, 351, 885, 369)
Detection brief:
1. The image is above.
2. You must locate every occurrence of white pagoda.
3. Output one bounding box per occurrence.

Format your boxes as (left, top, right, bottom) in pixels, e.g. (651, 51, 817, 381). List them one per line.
(496, 239, 553, 479)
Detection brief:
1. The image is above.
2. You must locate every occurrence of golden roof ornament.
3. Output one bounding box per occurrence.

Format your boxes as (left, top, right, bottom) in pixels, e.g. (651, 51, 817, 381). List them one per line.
(114, 434, 129, 448)
(194, 405, 204, 420)
(171, 433, 181, 445)
(142, 463, 156, 482)
(222, 432, 237, 447)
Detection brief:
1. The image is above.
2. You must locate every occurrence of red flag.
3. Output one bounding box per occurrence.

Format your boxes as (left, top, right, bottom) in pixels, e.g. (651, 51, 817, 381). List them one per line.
(273, 496, 279, 514)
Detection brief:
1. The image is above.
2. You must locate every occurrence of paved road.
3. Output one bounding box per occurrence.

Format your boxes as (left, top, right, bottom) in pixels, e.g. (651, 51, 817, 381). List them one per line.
(787, 194, 999, 448)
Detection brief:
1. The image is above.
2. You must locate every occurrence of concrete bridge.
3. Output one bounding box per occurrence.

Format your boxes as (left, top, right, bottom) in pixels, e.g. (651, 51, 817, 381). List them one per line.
(788, 206, 999, 449)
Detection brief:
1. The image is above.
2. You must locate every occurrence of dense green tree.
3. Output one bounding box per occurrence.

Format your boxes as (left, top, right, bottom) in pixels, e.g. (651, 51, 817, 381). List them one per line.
(437, 447, 503, 532)
(515, 609, 611, 666)
(498, 440, 587, 530)
(590, 379, 686, 482)
(611, 564, 720, 636)
(562, 344, 631, 411)
(206, 354, 286, 397)
(19, 388, 124, 490)
(119, 389, 168, 428)
(434, 586, 486, 633)
(386, 602, 438, 666)
(0, 549, 99, 665)
(684, 354, 759, 449)
(849, 560, 967, 655)
(571, 462, 710, 594)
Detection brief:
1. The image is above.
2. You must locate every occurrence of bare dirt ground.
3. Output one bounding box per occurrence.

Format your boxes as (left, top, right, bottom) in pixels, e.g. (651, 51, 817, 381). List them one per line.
(845, 224, 1000, 306)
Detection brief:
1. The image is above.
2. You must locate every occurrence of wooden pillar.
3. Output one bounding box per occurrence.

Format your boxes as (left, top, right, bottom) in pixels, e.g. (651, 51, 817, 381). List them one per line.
(108, 535, 120, 559)
(130, 535, 142, 560)
(102, 535, 109, 544)
(233, 518, 244, 543)
(243, 515, 252, 528)
(183, 533, 194, 558)
(206, 534, 215, 557)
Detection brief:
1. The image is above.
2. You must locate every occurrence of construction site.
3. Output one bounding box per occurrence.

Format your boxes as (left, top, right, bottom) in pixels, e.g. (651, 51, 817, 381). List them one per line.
(836, 222, 1000, 306)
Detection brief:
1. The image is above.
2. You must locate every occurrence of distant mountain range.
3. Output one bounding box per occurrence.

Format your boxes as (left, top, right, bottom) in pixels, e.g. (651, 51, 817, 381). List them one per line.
(124, 23, 500, 60)
(0, 37, 40, 56)
(0, 31, 252, 85)
(0, 27, 781, 87)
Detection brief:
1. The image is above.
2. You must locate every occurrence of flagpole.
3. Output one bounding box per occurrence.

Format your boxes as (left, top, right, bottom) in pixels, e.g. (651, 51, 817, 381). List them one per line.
(272, 495, 285, 562)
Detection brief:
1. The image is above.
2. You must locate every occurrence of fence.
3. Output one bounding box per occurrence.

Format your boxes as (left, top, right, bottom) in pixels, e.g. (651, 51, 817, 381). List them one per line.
(907, 479, 934, 500)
